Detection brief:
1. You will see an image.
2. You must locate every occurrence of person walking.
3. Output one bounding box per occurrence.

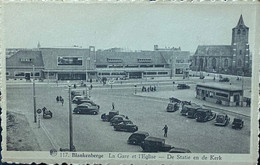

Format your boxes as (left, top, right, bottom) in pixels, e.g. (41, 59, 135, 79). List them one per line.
(162, 125, 168, 137)
(61, 98, 64, 106)
(56, 96, 59, 102)
(112, 102, 115, 110)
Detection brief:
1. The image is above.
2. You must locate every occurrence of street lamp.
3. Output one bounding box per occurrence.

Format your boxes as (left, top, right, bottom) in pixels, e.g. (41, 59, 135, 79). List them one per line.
(68, 83, 74, 151)
(86, 57, 91, 98)
(32, 65, 37, 123)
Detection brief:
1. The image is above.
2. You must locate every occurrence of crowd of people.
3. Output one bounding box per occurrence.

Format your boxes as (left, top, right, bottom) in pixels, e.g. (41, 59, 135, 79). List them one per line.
(141, 85, 157, 92)
(56, 96, 64, 106)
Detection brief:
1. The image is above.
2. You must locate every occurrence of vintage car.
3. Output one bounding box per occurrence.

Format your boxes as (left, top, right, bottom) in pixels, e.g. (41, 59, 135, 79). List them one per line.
(232, 118, 244, 129)
(195, 108, 216, 122)
(166, 102, 180, 112)
(110, 115, 127, 126)
(73, 103, 99, 115)
(219, 78, 230, 82)
(214, 113, 230, 126)
(169, 97, 181, 103)
(42, 107, 53, 119)
(101, 110, 119, 122)
(177, 84, 190, 89)
(114, 119, 138, 132)
(140, 136, 172, 152)
(127, 131, 149, 145)
(71, 91, 82, 99)
(169, 147, 192, 153)
(186, 107, 201, 119)
(72, 96, 89, 103)
(73, 98, 100, 109)
(181, 103, 201, 116)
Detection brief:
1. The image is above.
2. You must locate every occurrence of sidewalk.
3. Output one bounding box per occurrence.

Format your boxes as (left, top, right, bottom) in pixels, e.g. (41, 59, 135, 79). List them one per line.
(134, 89, 251, 117)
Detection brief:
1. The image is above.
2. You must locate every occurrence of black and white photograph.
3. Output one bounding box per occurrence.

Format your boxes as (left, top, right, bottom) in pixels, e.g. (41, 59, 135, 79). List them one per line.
(1, 2, 259, 164)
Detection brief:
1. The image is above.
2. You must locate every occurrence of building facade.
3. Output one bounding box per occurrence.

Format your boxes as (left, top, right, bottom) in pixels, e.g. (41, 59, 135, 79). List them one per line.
(191, 15, 251, 76)
(6, 45, 191, 81)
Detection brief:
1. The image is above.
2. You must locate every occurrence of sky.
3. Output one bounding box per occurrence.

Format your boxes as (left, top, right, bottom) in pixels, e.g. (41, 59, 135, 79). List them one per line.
(2, 3, 257, 53)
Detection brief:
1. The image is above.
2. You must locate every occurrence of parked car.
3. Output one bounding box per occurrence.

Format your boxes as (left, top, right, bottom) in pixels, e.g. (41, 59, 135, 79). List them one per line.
(166, 102, 180, 112)
(195, 108, 216, 122)
(219, 78, 230, 82)
(73, 103, 99, 115)
(101, 110, 119, 122)
(72, 95, 89, 101)
(181, 103, 201, 116)
(177, 84, 190, 89)
(232, 118, 244, 129)
(42, 107, 52, 119)
(73, 98, 100, 109)
(169, 147, 192, 153)
(127, 131, 149, 145)
(186, 107, 201, 119)
(110, 115, 127, 126)
(71, 91, 82, 99)
(140, 136, 172, 152)
(114, 119, 138, 132)
(169, 97, 181, 103)
(214, 113, 230, 126)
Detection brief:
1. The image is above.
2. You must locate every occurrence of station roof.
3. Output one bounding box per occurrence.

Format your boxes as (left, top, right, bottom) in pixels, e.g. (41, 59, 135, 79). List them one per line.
(196, 82, 242, 92)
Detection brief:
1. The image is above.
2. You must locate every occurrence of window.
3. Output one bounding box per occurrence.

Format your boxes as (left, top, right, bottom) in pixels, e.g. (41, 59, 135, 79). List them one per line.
(238, 59, 242, 66)
(224, 59, 228, 68)
(158, 72, 168, 75)
(107, 58, 122, 63)
(57, 57, 82, 65)
(155, 65, 164, 68)
(137, 59, 152, 63)
(108, 65, 123, 68)
(242, 29, 246, 35)
(125, 65, 138, 68)
(140, 65, 153, 68)
(6, 72, 10, 76)
(237, 29, 241, 34)
(101, 73, 110, 75)
(146, 72, 156, 75)
(20, 58, 33, 62)
(175, 69, 183, 74)
(212, 58, 216, 70)
(216, 92, 228, 98)
(96, 65, 107, 68)
(14, 72, 25, 77)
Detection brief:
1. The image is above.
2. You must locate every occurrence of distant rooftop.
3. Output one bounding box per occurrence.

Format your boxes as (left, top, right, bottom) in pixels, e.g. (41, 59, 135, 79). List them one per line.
(196, 82, 242, 92)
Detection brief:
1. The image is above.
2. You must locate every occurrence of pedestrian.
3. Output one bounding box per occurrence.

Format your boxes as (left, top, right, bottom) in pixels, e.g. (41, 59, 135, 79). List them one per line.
(56, 96, 59, 102)
(162, 125, 168, 137)
(59, 96, 62, 101)
(90, 84, 93, 89)
(112, 102, 115, 110)
(61, 98, 64, 106)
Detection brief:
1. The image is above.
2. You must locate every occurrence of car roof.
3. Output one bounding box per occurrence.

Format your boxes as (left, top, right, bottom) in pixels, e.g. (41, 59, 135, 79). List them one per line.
(132, 131, 149, 136)
(197, 108, 210, 112)
(145, 136, 165, 142)
(77, 103, 92, 106)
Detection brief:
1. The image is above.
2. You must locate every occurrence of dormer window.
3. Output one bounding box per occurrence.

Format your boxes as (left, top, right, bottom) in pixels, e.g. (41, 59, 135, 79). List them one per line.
(138, 58, 152, 63)
(20, 58, 33, 62)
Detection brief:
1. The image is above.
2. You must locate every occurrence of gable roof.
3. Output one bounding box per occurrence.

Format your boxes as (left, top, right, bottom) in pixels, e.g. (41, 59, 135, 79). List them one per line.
(194, 45, 232, 57)
(6, 50, 44, 68)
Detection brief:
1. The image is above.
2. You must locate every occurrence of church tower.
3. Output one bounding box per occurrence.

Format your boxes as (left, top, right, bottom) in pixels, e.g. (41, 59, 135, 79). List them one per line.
(231, 15, 250, 75)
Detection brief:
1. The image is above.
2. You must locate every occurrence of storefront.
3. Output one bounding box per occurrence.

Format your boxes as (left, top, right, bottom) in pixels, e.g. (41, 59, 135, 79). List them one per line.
(196, 83, 244, 106)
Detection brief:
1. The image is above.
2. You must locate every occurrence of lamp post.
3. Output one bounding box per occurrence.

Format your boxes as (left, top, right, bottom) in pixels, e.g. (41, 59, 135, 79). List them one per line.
(33, 65, 37, 123)
(86, 57, 91, 98)
(68, 84, 74, 151)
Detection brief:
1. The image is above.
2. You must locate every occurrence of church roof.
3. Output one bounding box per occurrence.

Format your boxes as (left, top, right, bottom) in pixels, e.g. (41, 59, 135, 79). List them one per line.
(234, 14, 249, 29)
(194, 45, 232, 57)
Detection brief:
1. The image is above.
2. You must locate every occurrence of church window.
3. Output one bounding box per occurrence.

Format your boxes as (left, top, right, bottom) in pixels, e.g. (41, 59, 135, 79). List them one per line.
(237, 29, 241, 34)
(212, 58, 216, 70)
(238, 59, 242, 66)
(242, 29, 246, 35)
(224, 59, 228, 68)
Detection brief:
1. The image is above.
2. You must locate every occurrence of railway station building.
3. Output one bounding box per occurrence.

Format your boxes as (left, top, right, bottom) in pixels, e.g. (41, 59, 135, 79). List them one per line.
(6, 45, 191, 81)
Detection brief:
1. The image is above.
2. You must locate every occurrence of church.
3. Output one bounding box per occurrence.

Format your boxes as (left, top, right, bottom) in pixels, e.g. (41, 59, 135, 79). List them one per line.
(191, 15, 251, 76)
